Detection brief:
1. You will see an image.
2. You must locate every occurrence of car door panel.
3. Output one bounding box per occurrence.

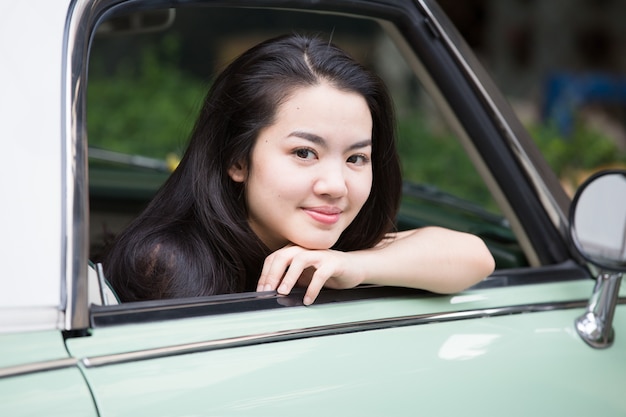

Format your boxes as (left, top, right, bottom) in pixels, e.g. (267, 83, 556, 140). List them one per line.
(76, 302, 626, 416)
(67, 278, 626, 416)
(0, 331, 98, 416)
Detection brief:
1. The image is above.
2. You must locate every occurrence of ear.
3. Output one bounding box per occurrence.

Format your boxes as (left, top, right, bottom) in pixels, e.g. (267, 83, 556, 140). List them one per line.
(228, 161, 247, 183)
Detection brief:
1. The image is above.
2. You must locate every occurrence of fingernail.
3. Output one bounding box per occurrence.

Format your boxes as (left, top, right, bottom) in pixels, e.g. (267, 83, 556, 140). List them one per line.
(264, 284, 273, 292)
(303, 296, 312, 306)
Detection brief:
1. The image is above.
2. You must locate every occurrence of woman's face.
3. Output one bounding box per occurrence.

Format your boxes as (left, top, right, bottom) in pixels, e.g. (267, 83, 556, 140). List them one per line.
(229, 83, 373, 251)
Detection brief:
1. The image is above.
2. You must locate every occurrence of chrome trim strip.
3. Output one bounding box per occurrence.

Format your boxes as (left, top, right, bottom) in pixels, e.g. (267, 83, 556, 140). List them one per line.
(83, 300, 588, 368)
(62, 0, 130, 330)
(62, 0, 94, 330)
(0, 358, 78, 379)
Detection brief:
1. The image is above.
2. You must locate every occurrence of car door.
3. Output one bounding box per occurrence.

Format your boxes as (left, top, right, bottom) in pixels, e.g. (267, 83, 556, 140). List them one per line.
(61, 0, 626, 416)
(68, 290, 626, 416)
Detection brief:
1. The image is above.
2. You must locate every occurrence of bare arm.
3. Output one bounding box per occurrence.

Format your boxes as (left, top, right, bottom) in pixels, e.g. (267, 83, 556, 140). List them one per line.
(257, 226, 495, 305)
(358, 227, 495, 293)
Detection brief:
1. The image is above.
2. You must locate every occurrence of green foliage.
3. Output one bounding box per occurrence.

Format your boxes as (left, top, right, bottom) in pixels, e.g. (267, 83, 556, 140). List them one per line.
(396, 112, 496, 210)
(87, 36, 206, 159)
(529, 121, 625, 174)
(528, 120, 626, 183)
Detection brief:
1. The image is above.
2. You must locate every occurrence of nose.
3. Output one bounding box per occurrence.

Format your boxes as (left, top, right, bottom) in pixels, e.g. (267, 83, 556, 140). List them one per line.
(312, 161, 348, 198)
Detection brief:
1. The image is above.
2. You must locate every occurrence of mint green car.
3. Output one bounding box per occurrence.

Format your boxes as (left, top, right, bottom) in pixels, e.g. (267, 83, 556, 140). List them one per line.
(1, 1, 625, 416)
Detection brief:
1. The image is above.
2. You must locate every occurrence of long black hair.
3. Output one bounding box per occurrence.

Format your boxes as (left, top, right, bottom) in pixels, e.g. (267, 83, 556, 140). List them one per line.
(104, 34, 402, 302)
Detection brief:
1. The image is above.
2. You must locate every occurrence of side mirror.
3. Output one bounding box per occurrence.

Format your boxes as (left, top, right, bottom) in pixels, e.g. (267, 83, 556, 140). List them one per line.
(570, 170, 626, 348)
(571, 170, 626, 270)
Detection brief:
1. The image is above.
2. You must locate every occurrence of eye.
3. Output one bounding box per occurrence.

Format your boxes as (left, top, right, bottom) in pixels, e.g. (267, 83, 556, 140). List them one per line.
(347, 154, 370, 166)
(293, 148, 317, 160)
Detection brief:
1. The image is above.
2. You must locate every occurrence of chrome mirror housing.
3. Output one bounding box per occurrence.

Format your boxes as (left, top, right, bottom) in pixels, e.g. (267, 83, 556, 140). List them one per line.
(570, 170, 626, 348)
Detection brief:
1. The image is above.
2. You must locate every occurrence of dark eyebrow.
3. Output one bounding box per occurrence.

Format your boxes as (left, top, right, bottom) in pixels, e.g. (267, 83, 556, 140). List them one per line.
(289, 131, 372, 151)
(290, 131, 325, 146)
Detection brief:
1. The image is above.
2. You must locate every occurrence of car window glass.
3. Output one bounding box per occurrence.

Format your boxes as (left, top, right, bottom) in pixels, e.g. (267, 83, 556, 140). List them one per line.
(87, 6, 527, 277)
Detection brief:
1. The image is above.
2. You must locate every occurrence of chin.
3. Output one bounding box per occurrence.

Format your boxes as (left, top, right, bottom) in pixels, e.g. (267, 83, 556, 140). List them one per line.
(292, 236, 339, 251)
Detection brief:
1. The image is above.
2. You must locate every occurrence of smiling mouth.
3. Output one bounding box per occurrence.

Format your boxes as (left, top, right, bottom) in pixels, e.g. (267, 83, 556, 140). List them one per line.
(302, 207, 342, 225)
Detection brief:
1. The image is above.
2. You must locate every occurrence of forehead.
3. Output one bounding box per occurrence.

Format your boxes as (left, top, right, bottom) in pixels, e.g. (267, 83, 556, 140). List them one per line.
(273, 83, 372, 131)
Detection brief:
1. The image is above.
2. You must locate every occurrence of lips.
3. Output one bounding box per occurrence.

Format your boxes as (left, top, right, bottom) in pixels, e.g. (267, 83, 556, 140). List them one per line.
(302, 206, 343, 225)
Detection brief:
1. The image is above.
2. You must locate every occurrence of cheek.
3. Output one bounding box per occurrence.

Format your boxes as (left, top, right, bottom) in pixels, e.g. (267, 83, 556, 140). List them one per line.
(351, 171, 373, 208)
(248, 159, 305, 202)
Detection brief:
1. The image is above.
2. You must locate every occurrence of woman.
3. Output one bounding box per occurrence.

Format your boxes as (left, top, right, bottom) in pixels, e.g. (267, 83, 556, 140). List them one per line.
(104, 34, 494, 304)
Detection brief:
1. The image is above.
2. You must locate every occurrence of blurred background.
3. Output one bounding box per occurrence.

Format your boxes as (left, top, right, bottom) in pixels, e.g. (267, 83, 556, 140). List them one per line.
(86, 1, 626, 266)
(88, 0, 626, 198)
(440, 0, 626, 194)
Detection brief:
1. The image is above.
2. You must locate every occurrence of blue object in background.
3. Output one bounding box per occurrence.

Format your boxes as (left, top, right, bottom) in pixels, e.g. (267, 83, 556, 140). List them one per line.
(543, 73, 626, 136)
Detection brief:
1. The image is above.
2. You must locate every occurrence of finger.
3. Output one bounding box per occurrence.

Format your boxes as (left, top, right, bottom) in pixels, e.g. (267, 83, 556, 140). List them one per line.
(257, 253, 286, 292)
(302, 265, 333, 305)
(257, 254, 276, 291)
(276, 252, 314, 295)
(257, 246, 302, 292)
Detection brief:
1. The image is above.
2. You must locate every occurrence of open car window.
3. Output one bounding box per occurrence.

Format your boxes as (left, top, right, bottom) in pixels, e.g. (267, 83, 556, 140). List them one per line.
(87, 6, 528, 306)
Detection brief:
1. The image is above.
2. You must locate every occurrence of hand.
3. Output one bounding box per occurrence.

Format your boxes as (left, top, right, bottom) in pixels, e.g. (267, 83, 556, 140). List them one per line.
(256, 244, 364, 305)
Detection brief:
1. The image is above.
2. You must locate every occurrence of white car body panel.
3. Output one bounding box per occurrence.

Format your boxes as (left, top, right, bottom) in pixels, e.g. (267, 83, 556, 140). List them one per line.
(0, 0, 71, 331)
